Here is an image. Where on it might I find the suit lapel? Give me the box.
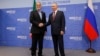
[41,12,43,20]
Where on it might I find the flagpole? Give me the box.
[30,0,36,51]
[84,0,98,53]
[86,40,96,53]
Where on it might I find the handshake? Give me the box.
[38,23,45,27]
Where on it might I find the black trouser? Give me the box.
[31,33,44,55]
[52,34,65,56]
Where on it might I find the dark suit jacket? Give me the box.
[46,11,65,35]
[30,10,47,34]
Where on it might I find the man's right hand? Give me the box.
[38,23,44,27]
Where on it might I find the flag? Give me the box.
[33,0,36,11]
[30,0,36,38]
[84,0,99,41]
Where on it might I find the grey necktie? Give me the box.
[38,11,42,19]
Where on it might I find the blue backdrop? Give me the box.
[0,0,100,50]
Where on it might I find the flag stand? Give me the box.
[86,40,96,53]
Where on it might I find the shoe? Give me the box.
[55,55,59,56]
[38,54,43,56]
[32,55,36,56]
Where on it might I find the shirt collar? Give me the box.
[54,9,58,14]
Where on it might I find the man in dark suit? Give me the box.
[29,2,46,56]
[46,3,65,56]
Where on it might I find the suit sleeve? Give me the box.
[29,11,39,26]
[43,13,47,31]
[61,11,65,32]
[46,14,51,26]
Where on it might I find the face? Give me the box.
[51,3,58,12]
[36,2,42,11]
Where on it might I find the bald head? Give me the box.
[36,2,42,11]
[51,3,58,12]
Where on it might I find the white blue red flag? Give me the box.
[84,0,99,41]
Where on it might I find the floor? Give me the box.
[0,46,100,56]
